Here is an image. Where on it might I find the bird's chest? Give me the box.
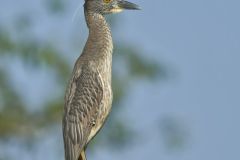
[88,87,112,143]
[96,58,113,117]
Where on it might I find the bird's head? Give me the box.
[84,0,140,14]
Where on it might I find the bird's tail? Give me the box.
[78,151,86,160]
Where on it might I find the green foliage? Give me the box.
[115,44,168,80]
[45,0,66,14]
[159,116,188,151]
[0,29,15,52]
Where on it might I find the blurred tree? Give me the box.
[0,0,167,159]
[159,116,189,152]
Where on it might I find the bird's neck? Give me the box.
[82,11,113,60]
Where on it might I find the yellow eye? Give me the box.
[103,0,112,3]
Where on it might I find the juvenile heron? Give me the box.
[63,0,139,160]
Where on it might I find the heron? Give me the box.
[62,0,139,160]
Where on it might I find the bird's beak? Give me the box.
[117,0,140,10]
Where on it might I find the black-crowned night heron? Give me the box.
[62,0,139,160]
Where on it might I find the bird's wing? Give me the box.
[63,63,103,160]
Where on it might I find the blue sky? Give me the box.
[1,0,240,160]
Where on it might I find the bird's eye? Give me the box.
[103,0,112,3]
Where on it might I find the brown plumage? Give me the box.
[62,1,139,160]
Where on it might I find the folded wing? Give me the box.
[63,64,103,160]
